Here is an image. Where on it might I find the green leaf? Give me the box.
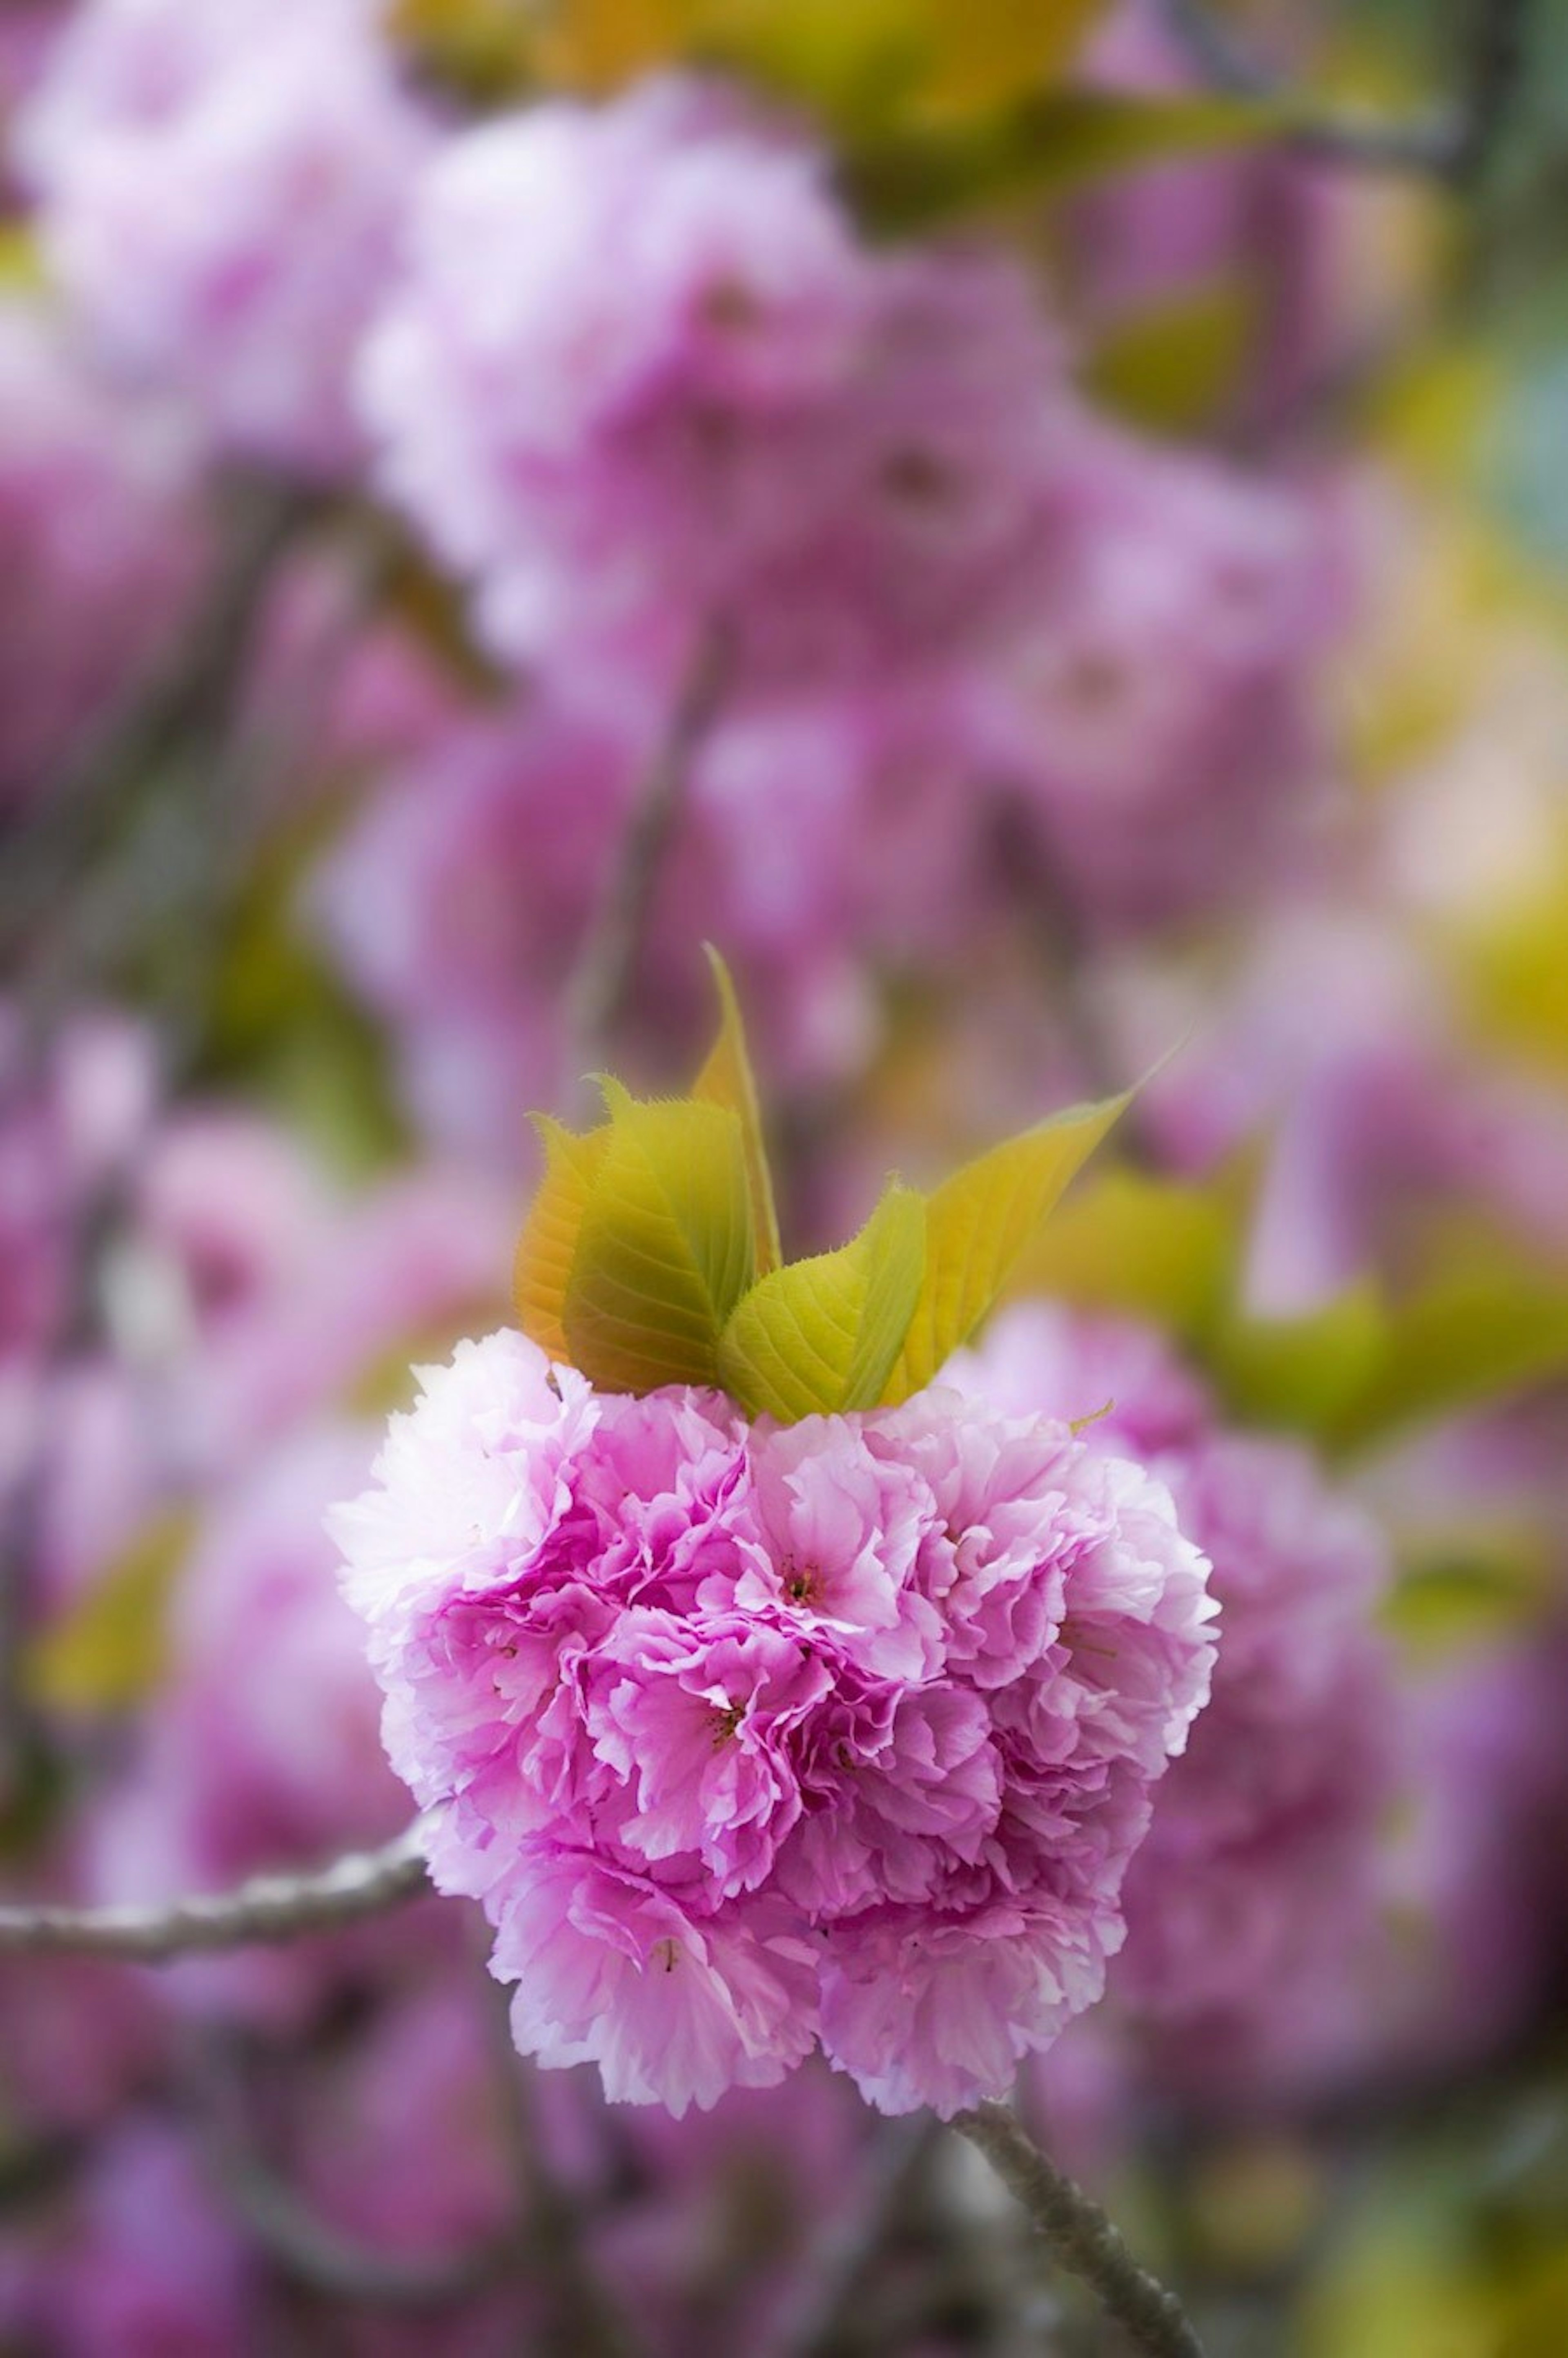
[845,89,1281,234]
[1383,1527,1553,1660]
[1086,279,1258,435]
[883,1093,1128,1402]
[0,225,42,290]
[514,1115,611,1364]
[692,945,782,1277]
[718,1183,927,1421]
[1327,1258,1568,1454]
[1007,1164,1237,1343]
[1210,1283,1387,1437]
[26,1510,195,1714]
[563,1088,756,1391]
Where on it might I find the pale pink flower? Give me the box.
[20,0,432,472]
[358,76,1072,708]
[337,1332,1216,2115]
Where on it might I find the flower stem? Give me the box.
[951,2100,1207,2358]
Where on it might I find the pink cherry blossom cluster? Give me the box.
[358,75,1076,717]
[334,1328,1216,2117]
[949,1302,1399,2088]
[17,0,432,473]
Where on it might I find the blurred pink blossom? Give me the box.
[20,0,433,473]
[950,1301,1399,2094]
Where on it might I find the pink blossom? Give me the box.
[1112,905,1568,1310]
[19,0,433,472]
[951,1303,1398,2086]
[337,1332,1216,2116]
[0,2118,253,2357]
[996,421,1344,931]
[358,76,1072,709]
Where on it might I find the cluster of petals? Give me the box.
[356,74,1077,711]
[18,0,432,472]
[335,1330,1216,2117]
[949,1303,1399,2079]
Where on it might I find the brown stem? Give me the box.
[0,1821,430,1959]
[952,2101,1207,2358]
[564,624,732,1075]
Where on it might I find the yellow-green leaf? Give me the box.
[514,1115,612,1365]
[915,0,1104,117]
[692,946,781,1277]
[884,1093,1129,1402]
[532,0,697,87]
[1210,1283,1386,1437]
[564,1091,755,1391]
[27,1509,195,1714]
[1086,279,1258,436]
[845,90,1281,235]
[1328,1259,1568,1454]
[1383,1526,1553,1660]
[718,1183,927,1421]
[0,225,42,290]
[1007,1163,1237,1343]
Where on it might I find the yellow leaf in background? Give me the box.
[564,1087,755,1390]
[883,1091,1129,1403]
[27,1510,195,1714]
[1383,1523,1553,1659]
[845,90,1281,235]
[531,0,699,88]
[514,1115,612,1365]
[906,0,1105,119]
[1086,279,1258,436]
[0,224,41,290]
[702,0,923,125]
[1444,832,1568,1082]
[391,0,538,96]
[1008,1163,1236,1343]
[718,1182,926,1421]
[1326,1256,1568,1455]
[692,945,782,1276]
[1210,1282,1386,1437]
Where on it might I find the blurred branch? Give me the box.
[951,2102,1207,2358]
[180,2018,517,2310]
[0,1820,430,1959]
[565,623,732,1074]
[479,1976,641,2358]
[1163,0,1529,184]
[771,2114,942,2358]
[218,2147,513,2309]
[0,475,309,985]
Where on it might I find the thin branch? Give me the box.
[218,2147,512,2309]
[0,474,308,978]
[0,1820,431,1960]
[951,2101,1207,2358]
[565,623,732,1072]
[1162,0,1529,185]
